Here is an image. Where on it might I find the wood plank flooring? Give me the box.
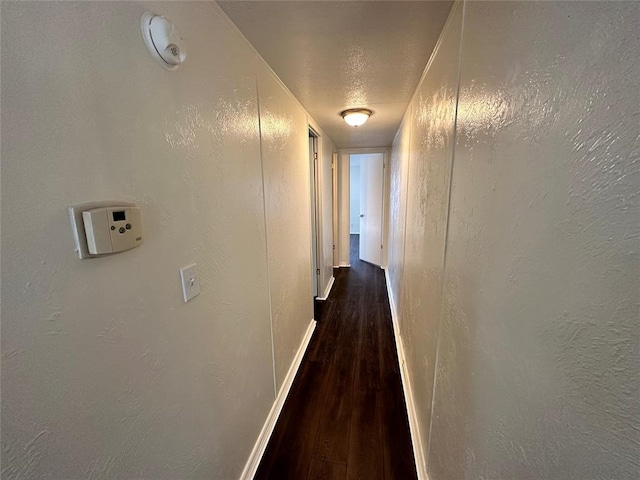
[255,235,417,480]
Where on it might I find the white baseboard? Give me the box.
[336,263,351,268]
[316,276,335,301]
[384,271,429,480]
[239,319,316,480]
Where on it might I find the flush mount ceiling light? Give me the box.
[340,108,373,127]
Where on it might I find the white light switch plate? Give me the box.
[180,263,201,302]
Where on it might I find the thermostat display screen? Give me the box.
[112,211,126,222]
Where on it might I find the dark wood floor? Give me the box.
[255,235,417,480]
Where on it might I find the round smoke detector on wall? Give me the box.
[141,11,187,71]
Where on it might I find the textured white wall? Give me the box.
[1,1,327,478]
[256,60,314,392]
[381,148,392,269]
[387,113,411,317]
[389,1,640,479]
[398,4,463,468]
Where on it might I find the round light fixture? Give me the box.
[340,108,373,127]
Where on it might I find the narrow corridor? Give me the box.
[255,235,416,480]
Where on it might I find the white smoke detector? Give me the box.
[140,11,187,71]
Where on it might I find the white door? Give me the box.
[359,153,384,265]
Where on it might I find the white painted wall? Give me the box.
[388,1,640,479]
[337,151,352,267]
[349,162,361,234]
[0,2,333,478]
[381,149,392,269]
[387,114,412,315]
[398,2,463,471]
[256,60,314,391]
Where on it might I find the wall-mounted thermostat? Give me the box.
[69,201,144,259]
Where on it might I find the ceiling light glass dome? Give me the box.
[340,108,372,127]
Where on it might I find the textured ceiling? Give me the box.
[217,1,453,148]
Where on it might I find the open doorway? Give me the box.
[349,153,385,266]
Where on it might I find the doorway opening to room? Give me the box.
[349,152,385,266]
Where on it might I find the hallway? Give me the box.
[2,2,639,478]
[255,235,416,480]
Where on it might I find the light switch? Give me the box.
[180,263,201,302]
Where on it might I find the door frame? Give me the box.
[336,147,391,269]
[309,128,321,298]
